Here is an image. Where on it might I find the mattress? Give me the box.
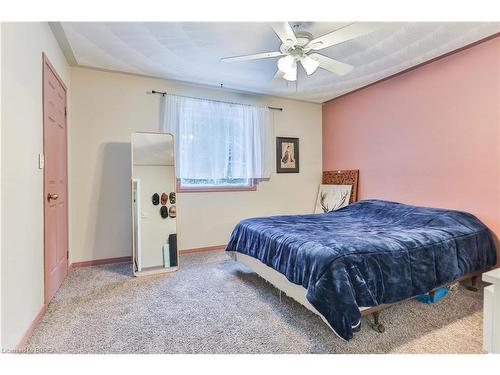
[226,199,497,340]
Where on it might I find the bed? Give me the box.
[226,171,497,341]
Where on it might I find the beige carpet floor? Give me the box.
[26,251,486,354]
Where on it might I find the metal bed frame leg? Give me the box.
[465,275,480,292]
[352,322,361,333]
[371,311,385,333]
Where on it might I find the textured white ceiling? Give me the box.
[60,22,499,103]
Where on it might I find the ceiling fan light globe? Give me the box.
[277,55,295,73]
[301,55,320,75]
[283,71,296,81]
[283,61,297,81]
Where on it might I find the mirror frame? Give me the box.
[130,131,179,277]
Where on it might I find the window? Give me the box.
[163,94,273,192]
[178,142,255,191]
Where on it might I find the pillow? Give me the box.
[314,184,352,214]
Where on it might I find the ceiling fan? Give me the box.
[221,22,378,82]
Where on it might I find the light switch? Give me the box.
[38,154,44,169]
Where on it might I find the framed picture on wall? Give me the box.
[276,137,299,173]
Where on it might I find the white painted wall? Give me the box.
[134,165,176,268]
[1,22,70,350]
[69,67,322,262]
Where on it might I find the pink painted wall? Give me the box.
[323,36,500,244]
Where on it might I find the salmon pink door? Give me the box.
[43,54,68,303]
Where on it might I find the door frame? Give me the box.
[42,53,69,304]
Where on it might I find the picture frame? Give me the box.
[276,137,299,173]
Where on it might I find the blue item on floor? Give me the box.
[416,287,448,304]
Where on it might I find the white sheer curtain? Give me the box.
[162,94,273,180]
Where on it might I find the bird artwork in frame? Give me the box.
[276,137,299,173]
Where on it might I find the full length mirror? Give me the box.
[131,132,178,276]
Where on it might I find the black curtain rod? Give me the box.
[150,90,283,112]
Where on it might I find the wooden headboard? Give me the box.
[322,170,359,204]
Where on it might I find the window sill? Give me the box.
[176,179,257,193]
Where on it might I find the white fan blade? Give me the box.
[310,53,353,75]
[271,22,298,45]
[221,51,284,63]
[308,22,379,51]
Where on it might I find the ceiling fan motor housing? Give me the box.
[279,32,313,60]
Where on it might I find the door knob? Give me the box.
[47,193,59,201]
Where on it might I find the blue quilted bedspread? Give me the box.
[225,200,497,340]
